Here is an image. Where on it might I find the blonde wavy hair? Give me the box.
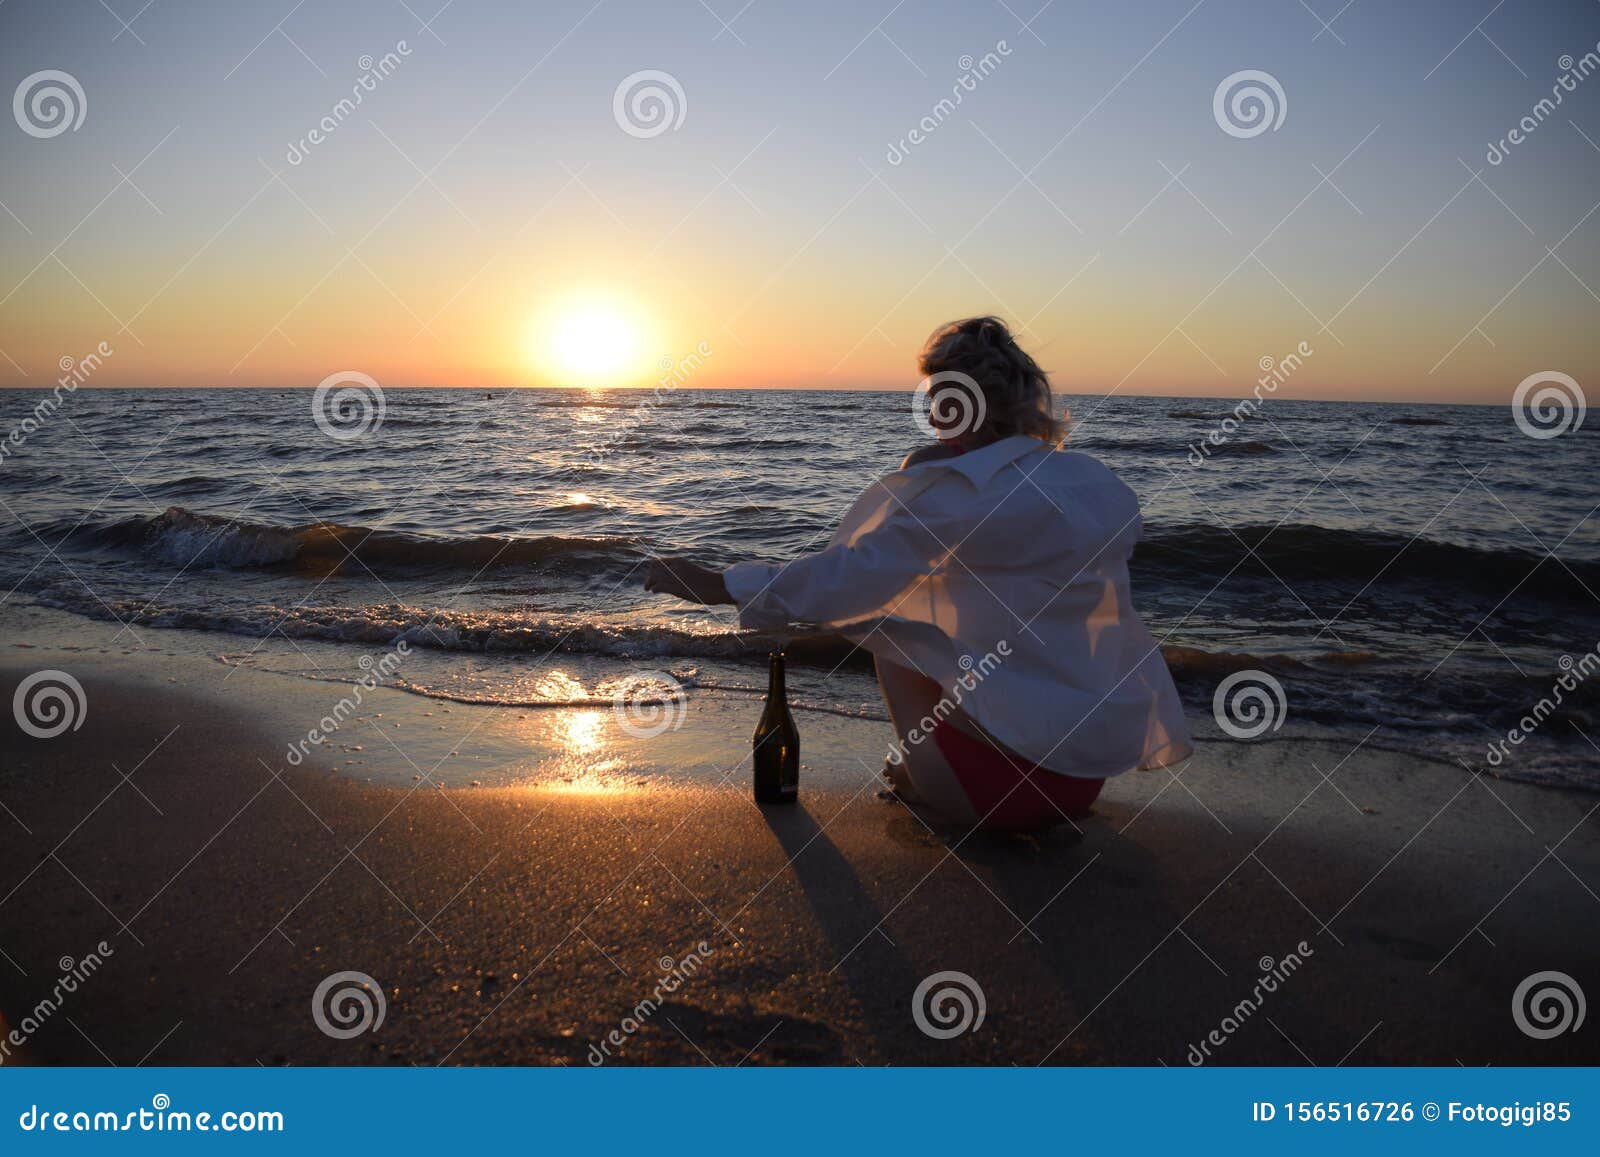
[918,316,1066,445]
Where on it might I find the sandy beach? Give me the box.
[2,615,1596,1067]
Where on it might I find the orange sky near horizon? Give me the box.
[3,2,1597,405]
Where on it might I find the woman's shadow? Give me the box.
[760,788,1202,1063]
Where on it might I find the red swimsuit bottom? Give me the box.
[927,714,1105,831]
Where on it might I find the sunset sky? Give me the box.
[1,0,1597,401]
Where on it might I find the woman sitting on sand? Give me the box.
[645,316,1191,831]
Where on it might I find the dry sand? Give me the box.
[1,641,1596,1067]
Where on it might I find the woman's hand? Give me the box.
[644,557,733,605]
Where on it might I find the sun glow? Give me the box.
[529,293,654,387]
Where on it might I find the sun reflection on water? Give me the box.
[560,708,607,756]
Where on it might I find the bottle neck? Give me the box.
[767,653,785,699]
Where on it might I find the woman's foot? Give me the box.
[879,756,920,802]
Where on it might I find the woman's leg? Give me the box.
[875,657,1105,831]
[874,658,978,823]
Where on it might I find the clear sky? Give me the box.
[1,0,1597,401]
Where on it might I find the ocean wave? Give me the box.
[1134,522,1600,598]
[1079,435,1277,458]
[33,505,1600,605]
[1160,644,1380,677]
[24,576,1387,680]
[1195,439,1276,457]
[61,507,640,575]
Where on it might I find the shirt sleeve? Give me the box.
[722,502,944,631]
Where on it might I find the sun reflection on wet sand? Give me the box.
[559,708,607,756]
[535,707,633,794]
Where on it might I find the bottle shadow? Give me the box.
[757,799,934,1061]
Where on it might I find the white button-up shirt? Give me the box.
[723,434,1192,779]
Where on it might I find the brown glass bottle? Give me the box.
[752,651,799,804]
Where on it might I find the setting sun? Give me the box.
[529,293,655,387]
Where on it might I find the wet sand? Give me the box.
[0,644,1596,1066]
